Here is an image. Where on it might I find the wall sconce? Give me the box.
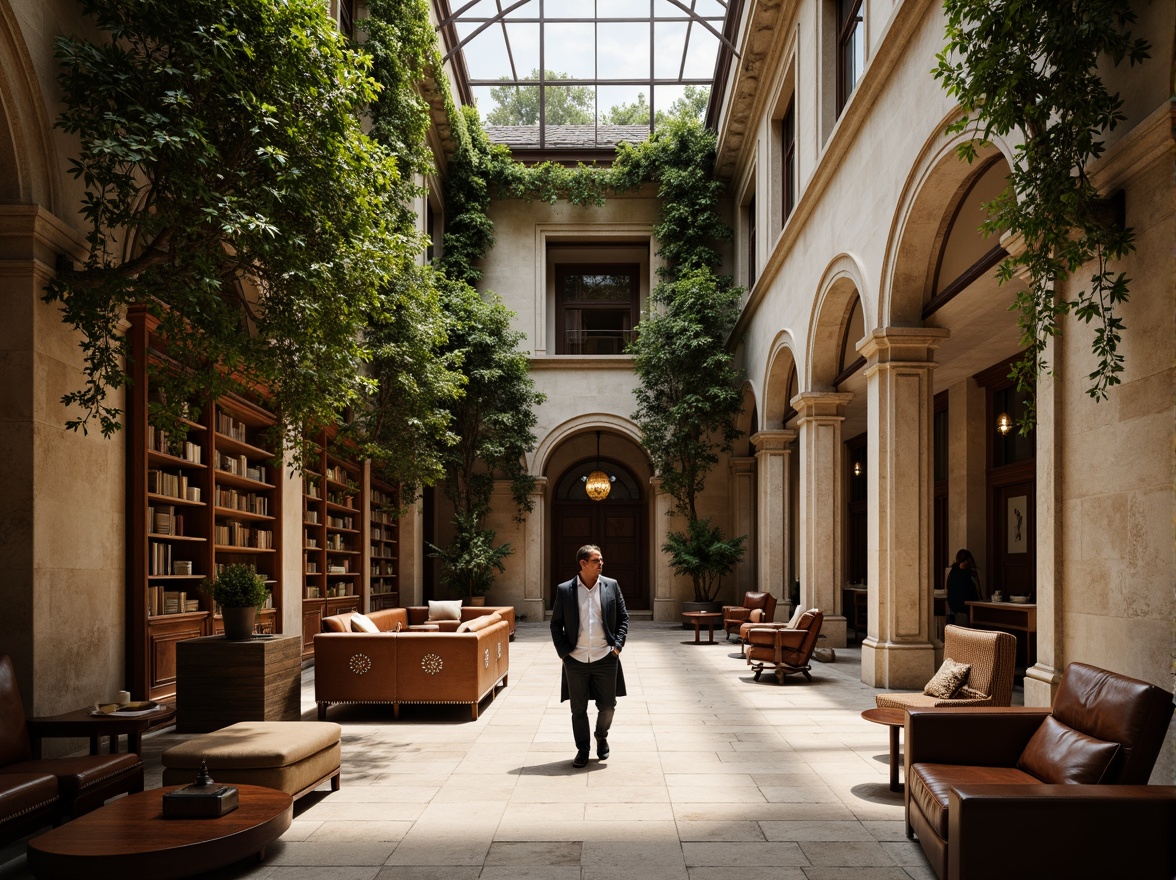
[853,461,863,477]
[584,431,611,502]
[996,412,1013,436]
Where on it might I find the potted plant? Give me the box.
[663,517,747,613]
[204,564,268,640]
[427,512,510,605]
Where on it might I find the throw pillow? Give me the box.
[784,606,805,628]
[923,658,971,699]
[427,599,463,622]
[957,685,989,701]
[1017,716,1120,784]
[456,611,503,633]
[350,613,381,634]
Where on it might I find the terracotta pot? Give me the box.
[466,596,486,607]
[221,606,257,640]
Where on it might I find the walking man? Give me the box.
[550,544,629,768]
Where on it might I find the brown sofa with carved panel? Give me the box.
[314,610,509,720]
[905,662,1176,880]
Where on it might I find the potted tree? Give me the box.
[205,564,268,640]
[663,518,748,611]
[427,512,511,606]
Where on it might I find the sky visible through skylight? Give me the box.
[442,0,728,147]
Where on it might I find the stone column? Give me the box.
[521,477,548,624]
[859,327,948,688]
[794,393,852,647]
[650,477,683,621]
[751,430,796,619]
[727,456,756,603]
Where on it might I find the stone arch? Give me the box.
[532,413,647,478]
[881,109,1017,326]
[762,332,800,428]
[806,253,872,390]
[0,3,60,207]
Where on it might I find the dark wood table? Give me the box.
[26,784,293,879]
[682,611,723,643]
[29,703,176,758]
[861,707,905,792]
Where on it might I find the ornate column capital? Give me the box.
[791,392,853,423]
[857,327,950,367]
[750,429,797,453]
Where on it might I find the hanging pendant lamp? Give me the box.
[585,431,611,502]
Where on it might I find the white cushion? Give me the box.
[427,600,463,622]
[350,613,381,634]
[456,611,502,633]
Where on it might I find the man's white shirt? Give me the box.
[570,577,613,663]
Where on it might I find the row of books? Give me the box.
[326,489,353,508]
[215,487,268,515]
[148,586,201,616]
[149,504,188,537]
[148,427,202,464]
[215,452,268,483]
[372,510,396,525]
[370,488,394,507]
[371,561,395,576]
[148,469,201,502]
[327,515,354,530]
[214,522,274,549]
[306,562,319,573]
[148,541,196,576]
[304,480,320,499]
[325,464,350,484]
[305,510,320,524]
[216,412,249,443]
[325,534,352,551]
[326,562,351,573]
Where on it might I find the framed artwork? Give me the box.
[1007,495,1027,554]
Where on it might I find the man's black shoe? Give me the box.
[596,738,610,760]
[572,750,589,768]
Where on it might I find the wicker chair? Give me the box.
[875,625,1017,709]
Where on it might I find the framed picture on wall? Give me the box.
[1007,495,1028,554]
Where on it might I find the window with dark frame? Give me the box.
[556,264,639,355]
[836,0,864,114]
[747,195,757,287]
[338,0,355,40]
[782,101,796,220]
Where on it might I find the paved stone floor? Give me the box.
[2,621,954,879]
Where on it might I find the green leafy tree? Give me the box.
[601,92,651,125]
[49,0,406,444]
[657,85,710,125]
[618,116,747,602]
[934,0,1150,421]
[486,70,594,126]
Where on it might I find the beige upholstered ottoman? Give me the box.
[162,721,341,800]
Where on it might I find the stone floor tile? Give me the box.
[683,841,809,867]
[689,869,807,880]
[675,820,766,841]
[478,869,582,880]
[374,868,481,880]
[264,841,397,867]
[798,840,897,867]
[383,838,491,866]
[800,870,914,880]
[860,821,909,841]
[759,820,874,841]
[484,840,583,865]
[305,821,415,842]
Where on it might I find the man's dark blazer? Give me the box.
[550,574,629,702]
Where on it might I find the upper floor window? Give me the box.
[556,264,639,355]
[782,101,796,219]
[836,0,864,113]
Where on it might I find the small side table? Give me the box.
[861,707,905,792]
[407,624,440,632]
[29,703,176,758]
[682,611,723,644]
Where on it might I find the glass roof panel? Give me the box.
[598,23,651,80]
[442,0,731,150]
[545,23,596,79]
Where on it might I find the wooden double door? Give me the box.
[551,501,646,610]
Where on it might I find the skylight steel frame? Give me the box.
[437,0,734,150]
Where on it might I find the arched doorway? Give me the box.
[550,459,647,610]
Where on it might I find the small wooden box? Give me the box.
[162,784,240,818]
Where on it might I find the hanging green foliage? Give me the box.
[934,0,1150,422]
[49,0,408,444]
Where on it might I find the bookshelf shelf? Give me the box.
[127,307,283,703]
[368,476,399,612]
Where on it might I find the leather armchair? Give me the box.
[905,662,1176,880]
[0,654,143,821]
[722,591,777,640]
[745,609,824,684]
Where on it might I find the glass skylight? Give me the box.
[437,0,731,150]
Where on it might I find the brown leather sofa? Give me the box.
[314,610,510,720]
[905,662,1176,880]
[319,605,516,639]
[0,654,143,833]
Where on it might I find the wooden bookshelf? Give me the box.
[368,475,399,611]
[301,435,326,659]
[126,307,282,702]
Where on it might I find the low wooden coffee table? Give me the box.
[861,707,906,792]
[682,611,724,643]
[26,784,292,879]
[29,703,176,758]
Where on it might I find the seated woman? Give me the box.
[945,548,981,625]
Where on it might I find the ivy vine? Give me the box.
[934,0,1151,421]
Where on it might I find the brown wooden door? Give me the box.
[552,502,645,610]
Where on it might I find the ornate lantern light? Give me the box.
[584,431,611,502]
[996,412,1013,436]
